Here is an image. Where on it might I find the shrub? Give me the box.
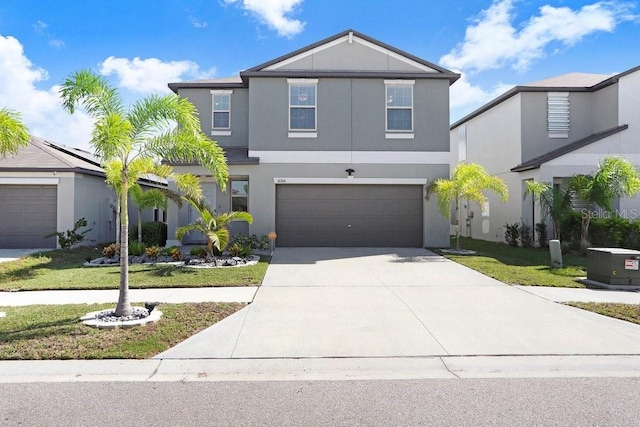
[47,217,92,249]
[129,241,146,256]
[190,246,207,258]
[102,243,118,258]
[129,221,167,247]
[535,222,548,248]
[230,233,270,250]
[520,223,533,248]
[145,245,160,260]
[170,247,182,261]
[504,222,521,247]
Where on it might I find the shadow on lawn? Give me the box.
[0,316,79,344]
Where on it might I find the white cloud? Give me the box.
[449,72,514,122]
[224,0,305,37]
[0,35,93,150]
[189,16,209,28]
[99,56,217,94]
[32,20,66,49]
[441,0,637,73]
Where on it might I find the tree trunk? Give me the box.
[115,198,121,244]
[137,207,142,243]
[580,215,591,251]
[115,174,132,317]
[455,199,461,252]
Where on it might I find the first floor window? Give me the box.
[289,80,317,131]
[231,179,248,212]
[386,82,413,132]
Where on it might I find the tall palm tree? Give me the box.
[176,197,253,260]
[60,70,228,317]
[569,156,640,250]
[0,107,30,159]
[524,181,573,241]
[427,162,508,252]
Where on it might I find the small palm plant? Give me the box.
[176,197,253,261]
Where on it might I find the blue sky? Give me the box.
[0,0,638,150]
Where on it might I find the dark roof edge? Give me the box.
[240,70,460,82]
[510,124,629,172]
[452,65,640,129]
[168,81,247,93]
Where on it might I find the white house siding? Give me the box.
[450,94,523,242]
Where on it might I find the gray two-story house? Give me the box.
[167,30,459,248]
[450,65,640,243]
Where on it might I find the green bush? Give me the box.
[47,217,92,249]
[230,233,270,250]
[520,223,533,248]
[129,222,167,247]
[535,222,548,247]
[128,241,146,256]
[504,223,520,247]
[190,246,207,258]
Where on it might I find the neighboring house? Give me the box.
[0,136,162,248]
[167,29,459,248]
[450,65,640,243]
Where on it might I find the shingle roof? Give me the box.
[164,146,259,166]
[511,125,629,172]
[523,72,612,88]
[0,136,104,174]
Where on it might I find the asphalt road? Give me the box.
[2,378,639,426]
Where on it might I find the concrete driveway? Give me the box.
[0,248,50,263]
[156,247,640,359]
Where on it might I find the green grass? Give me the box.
[0,302,245,359]
[435,237,587,288]
[0,246,269,291]
[568,302,640,325]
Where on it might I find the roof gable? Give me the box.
[242,30,459,83]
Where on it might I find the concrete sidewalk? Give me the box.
[0,287,258,306]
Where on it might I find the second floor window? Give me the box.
[289,80,317,131]
[386,83,413,132]
[211,90,232,130]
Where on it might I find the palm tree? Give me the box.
[0,107,30,159]
[524,181,573,241]
[569,156,640,250]
[427,162,508,252]
[60,70,228,317]
[176,197,253,260]
[130,184,182,243]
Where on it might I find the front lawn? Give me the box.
[435,237,587,288]
[0,246,269,291]
[0,302,244,359]
[568,302,640,325]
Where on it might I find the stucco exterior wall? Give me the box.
[169,162,450,248]
[178,87,249,147]
[451,94,523,242]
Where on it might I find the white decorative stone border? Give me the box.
[80,308,163,329]
[181,255,260,269]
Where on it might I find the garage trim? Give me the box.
[0,178,59,185]
[274,177,427,185]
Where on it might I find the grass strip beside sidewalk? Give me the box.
[0,302,244,360]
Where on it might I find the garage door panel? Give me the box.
[276,184,423,247]
[0,185,57,248]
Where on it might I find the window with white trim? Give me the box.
[458,124,467,162]
[547,92,569,138]
[386,81,414,132]
[211,90,232,134]
[231,179,248,212]
[288,79,317,132]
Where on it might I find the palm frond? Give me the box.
[0,108,30,159]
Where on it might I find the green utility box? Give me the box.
[587,248,640,290]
